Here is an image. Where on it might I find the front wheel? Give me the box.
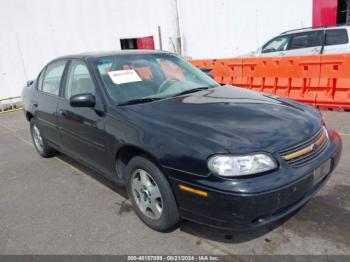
[126,156,180,232]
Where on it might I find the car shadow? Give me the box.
[180,184,350,245]
[287,184,350,247]
[179,211,296,244]
[56,153,128,199]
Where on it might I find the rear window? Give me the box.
[325,29,349,45]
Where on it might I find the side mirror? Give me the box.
[255,47,262,55]
[70,93,96,108]
[26,80,34,87]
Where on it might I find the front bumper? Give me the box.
[166,130,342,230]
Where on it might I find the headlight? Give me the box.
[208,154,277,177]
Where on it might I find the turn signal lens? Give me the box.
[179,185,208,197]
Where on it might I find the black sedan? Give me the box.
[22,50,342,231]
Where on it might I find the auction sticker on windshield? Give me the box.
[108,69,142,84]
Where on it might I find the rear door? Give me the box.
[35,60,68,146]
[285,30,323,56]
[323,28,350,54]
[57,59,109,174]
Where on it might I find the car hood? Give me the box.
[124,85,322,154]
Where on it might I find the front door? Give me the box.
[57,59,109,174]
[260,35,290,57]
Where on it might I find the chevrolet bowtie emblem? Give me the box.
[311,143,319,151]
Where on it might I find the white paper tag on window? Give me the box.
[107,69,142,84]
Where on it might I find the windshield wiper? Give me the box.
[118,97,163,106]
[172,86,215,97]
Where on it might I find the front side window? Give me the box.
[65,60,95,99]
[41,60,66,96]
[288,31,323,50]
[262,36,290,53]
[95,53,218,104]
[325,29,349,45]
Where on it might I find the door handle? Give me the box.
[279,52,285,56]
[33,102,38,107]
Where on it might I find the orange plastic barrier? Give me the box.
[317,54,350,110]
[285,55,320,106]
[212,58,242,85]
[190,59,216,70]
[191,54,350,110]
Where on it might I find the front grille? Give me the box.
[279,128,329,167]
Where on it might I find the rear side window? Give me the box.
[288,31,323,50]
[325,29,349,45]
[41,60,66,96]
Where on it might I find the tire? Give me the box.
[126,156,180,232]
[30,119,57,158]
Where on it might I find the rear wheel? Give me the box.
[30,119,57,158]
[126,156,179,232]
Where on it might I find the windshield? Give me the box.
[95,53,219,104]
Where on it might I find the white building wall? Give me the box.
[179,0,313,59]
[0,0,179,99]
[0,0,313,98]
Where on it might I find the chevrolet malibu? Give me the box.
[22,50,342,231]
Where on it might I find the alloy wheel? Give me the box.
[32,124,44,152]
[131,169,163,219]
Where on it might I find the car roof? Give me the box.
[280,24,350,35]
[53,49,172,61]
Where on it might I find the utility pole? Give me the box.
[158,26,163,50]
[174,0,183,55]
[347,0,350,24]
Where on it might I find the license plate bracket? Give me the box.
[313,159,331,186]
